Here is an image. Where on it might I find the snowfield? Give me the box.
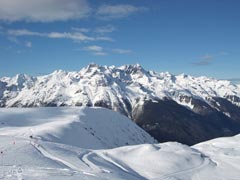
[0,107,155,149]
[0,107,240,180]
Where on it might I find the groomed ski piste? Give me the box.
[0,107,240,180]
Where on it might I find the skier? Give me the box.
[29,135,40,147]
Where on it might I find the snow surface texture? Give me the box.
[1,64,240,111]
[0,107,155,149]
[0,107,240,180]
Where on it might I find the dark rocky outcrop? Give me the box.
[131,98,240,145]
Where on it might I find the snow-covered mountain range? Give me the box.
[1,64,240,145]
[0,107,240,180]
[1,63,239,108]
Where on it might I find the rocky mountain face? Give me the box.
[1,63,240,145]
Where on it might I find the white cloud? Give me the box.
[96,4,147,19]
[95,36,113,42]
[83,45,107,56]
[71,27,90,33]
[7,29,112,42]
[82,45,132,56]
[0,1,148,22]
[112,48,132,54]
[48,32,94,41]
[84,45,103,52]
[72,25,116,35]
[8,29,43,36]
[94,52,107,56]
[71,25,115,41]
[0,0,91,22]
[95,25,116,34]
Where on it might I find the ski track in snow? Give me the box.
[0,135,239,180]
[31,141,97,177]
[31,142,78,172]
[31,140,146,180]
[96,153,148,180]
[154,156,211,180]
[0,108,240,179]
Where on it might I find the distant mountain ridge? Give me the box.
[1,63,240,145]
[227,78,240,85]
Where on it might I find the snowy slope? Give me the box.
[0,136,205,180]
[0,107,240,179]
[0,136,213,180]
[0,107,155,149]
[0,64,239,110]
[193,134,240,179]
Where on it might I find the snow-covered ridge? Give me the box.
[0,107,155,149]
[0,63,240,110]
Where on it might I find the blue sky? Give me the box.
[0,0,239,79]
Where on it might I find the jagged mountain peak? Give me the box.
[51,69,68,76]
[0,63,239,109]
[119,63,146,74]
